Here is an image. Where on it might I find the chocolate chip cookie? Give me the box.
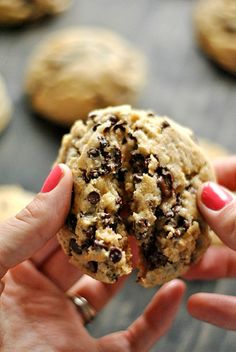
[194,0,236,74]
[0,75,12,134]
[25,28,146,126]
[0,0,71,26]
[57,105,215,287]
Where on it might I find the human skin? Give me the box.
[0,164,185,352]
[186,156,236,331]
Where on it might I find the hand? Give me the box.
[185,156,236,330]
[0,164,185,352]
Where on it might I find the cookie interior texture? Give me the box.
[25,27,146,126]
[57,105,215,287]
[194,0,236,73]
[0,0,71,25]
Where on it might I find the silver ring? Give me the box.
[69,295,96,325]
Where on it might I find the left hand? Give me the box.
[185,156,236,330]
[0,164,185,351]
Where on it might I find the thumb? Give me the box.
[0,164,73,279]
[197,182,236,250]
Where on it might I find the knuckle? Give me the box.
[15,195,44,227]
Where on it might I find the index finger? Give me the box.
[0,165,72,279]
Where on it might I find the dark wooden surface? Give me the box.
[0,1,236,351]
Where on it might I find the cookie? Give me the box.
[194,0,236,74]
[0,0,71,26]
[0,75,12,134]
[25,28,147,126]
[57,105,215,287]
[0,185,34,221]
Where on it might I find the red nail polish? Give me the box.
[201,182,233,211]
[41,165,64,193]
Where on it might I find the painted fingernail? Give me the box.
[41,164,64,193]
[201,182,233,211]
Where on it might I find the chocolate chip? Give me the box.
[165,210,174,218]
[177,216,190,230]
[88,113,97,120]
[135,218,150,238]
[88,170,100,179]
[155,207,164,217]
[101,163,111,175]
[87,191,100,204]
[116,168,127,182]
[158,175,172,198]
[103,126,111,133]
[113,123,126,133]
[109,115,119,124]
[141,239,168,270]
[156,168,173,198]
[109,248,122,263]
[87,261,98,273]
[130,153,149,174]
[84,225,96,238]
[81,169,90,183]
[109,221,118,231]
[147,112,155,117]
[93,123,101,131]
[87,191,100,205]
[115,197,123,207]
[87,148,100,158]
[127,133,137,141]
[99,137,108,149]
[69,238,82,255]
[161,121,170,130]
[133,174,143,183]
[122,136,127,144]
[66,213,77,232]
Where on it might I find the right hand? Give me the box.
[185,156,236,330]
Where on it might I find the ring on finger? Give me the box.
[68,294,96,325]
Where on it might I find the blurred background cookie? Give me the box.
[199,138,230,161]
[0,74,12,134]
[0,0,72,26]
[0,185,34,221]
[194,0,236,74]
[25,27,147,126]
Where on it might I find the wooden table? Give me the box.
[0,1,235,351]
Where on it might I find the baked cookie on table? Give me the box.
[0,75,12,134]
[194,0,236,74]
[0,185,34,221]
[25,28,147,126]
[0,0,71,26]
[57,105,215,287]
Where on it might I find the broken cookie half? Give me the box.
[57,105,215,287]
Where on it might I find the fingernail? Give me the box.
[41,164,64,193]
[201,182,233,211]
